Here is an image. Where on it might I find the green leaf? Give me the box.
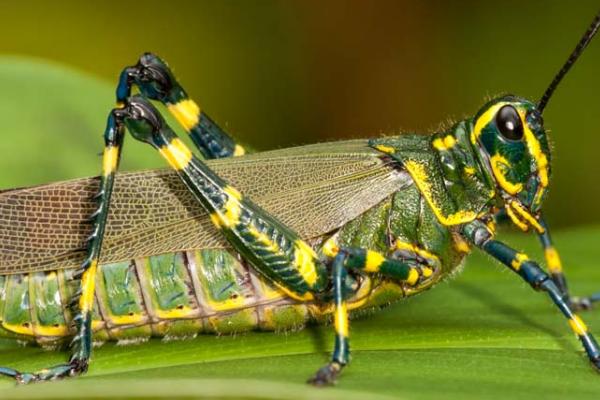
[0,56,169,188]
[1,227,600,399]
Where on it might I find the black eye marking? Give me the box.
[496,105,524,141]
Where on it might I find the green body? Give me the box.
[0,127,492,344]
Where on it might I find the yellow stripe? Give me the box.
[464,166,476,176]
[569,315,588,336]
[374,144,396,154]
[489,154,523,195]
[453,236,471,253]
[364,250,385,272]
[248,225,280,253]
[505,204,529,232]
[102,146,119,177]
[109,313,145,325]
[334,302,349,337]
[1,322,34,336]
[544,247,562,273]
[168,99,201,131]
[79,260,98,313]
[404,161,478,225]
[155,306,197,320]
[211,186,244,229]
[294,240,319,287]
[510,253,528,271]
[518,109,549,188]
[509,201,545,234]
[224,185,242,200]
[158,138,193,170]
[233,144,246,157]
[432,135,457,151]
[395,240,441,268]
[405,268,419,286]
[472,102,507,144]
[322,237,340,258]
[209,212,222,229]
[34,324,69,337]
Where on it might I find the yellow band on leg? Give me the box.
[79,260,98,313]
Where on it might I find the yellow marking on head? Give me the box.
[490,154,523,195]
[518,109,549,188]
[79,260,98,313]
[365,250,385,272]
[322,237,340,258]
[374,144,396,154]
[102,146,120,177]
[544,247,563,273]
[472,102,507,144]
[156,306,197,320]
[533,187,546,208]
[158,138,193,170]
[334,302,349,337]
[432,135,457,151]
[404,161,478,225]
[33,324,69,337]
[464,166,476,176]
[109,313,145,325]
[167,99,201,131]
[294,240,319,287]
[233,144,246,157]
[569,315,588,336]
[116,101,125,108]
[511,253,529,271]
[422,267,433,278]
[405,268,419,286]
[509,201,545,234]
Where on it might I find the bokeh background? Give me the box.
[0,0,598,228]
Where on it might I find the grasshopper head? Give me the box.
[471,96,550,231]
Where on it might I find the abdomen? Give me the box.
[0,249,313,345]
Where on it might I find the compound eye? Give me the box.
[495,105,524,141]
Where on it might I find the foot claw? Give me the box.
[1,360,87,384]
[15,373,36,385]
[307,362,343,386]
[571,297,593,311]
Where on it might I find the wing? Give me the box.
[0,139,409,274]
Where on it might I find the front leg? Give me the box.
[463,221,600,370]
[537,215,600,310]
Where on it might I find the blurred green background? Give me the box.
[0,0,599,228]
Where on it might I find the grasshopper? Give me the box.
[0,11,599,386]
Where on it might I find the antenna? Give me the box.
[538,11,600,113]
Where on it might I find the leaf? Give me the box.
[0,56,173,189]
[1,227,600,399]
